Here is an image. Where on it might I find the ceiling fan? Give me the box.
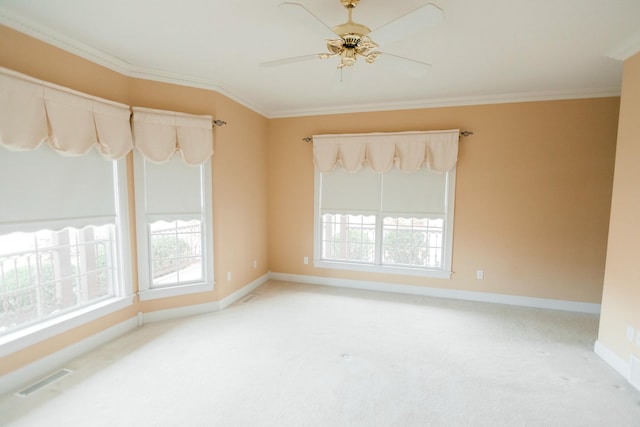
[261,0,444,71]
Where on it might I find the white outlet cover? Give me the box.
[627,325,635,342]
[636,331,640,347]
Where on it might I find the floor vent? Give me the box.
[241,293,259,303]
[630,355,640,391]
[16,369,72,397]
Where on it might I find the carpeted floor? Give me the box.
[1,280,639,426]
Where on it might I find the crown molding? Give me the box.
[266,87,622,118]
[0,8,132,76]
[607,31,640,61]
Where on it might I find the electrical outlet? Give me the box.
[476,269,484,280]
[304,256,309,265]
[627,325,635,343]
[226,271,232,281]
[253,260,257,269]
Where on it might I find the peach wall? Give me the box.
[598,52,640,361]
[267,98,619,303]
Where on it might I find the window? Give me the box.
[132,107,214,300]
[315,167,455,278]
[134,154,213,299]
[0,226,117,333]
[312,130,459,278]
[0,145,132,339]
[149,219,202,286]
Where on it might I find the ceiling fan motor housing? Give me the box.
[340,0,360,8]
[342,34,362,48]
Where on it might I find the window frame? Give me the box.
[313,167,456,279]
[0,156,134,356]
[133,151,214,301]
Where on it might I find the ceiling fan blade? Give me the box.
[377,52,432,78]
[278,2,337,39]
[369,3,444,46]
[259,54,320,68]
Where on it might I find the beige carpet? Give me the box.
[1,280,639,426]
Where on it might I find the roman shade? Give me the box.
[131,107,213,165]
[140,155,204,220]
[380,167,447,215]
[321,167,381,212]
[320,167,448,216]
[313,130,459,174]
[0,144,118,233]
[0,67,132,159]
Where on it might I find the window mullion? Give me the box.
[375,213,383,266]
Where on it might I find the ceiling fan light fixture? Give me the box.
[339,48,357,68]
[326,38,344,55]
[358,36,378,51]
[364,52,381,64]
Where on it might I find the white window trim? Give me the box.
[133,152,214,301]
[0,157,134,356]
[313,167,456,279]
[0,295,135,357]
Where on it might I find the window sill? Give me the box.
[138,281,214,301]
[314,260,452,279]
[0,295,135,358]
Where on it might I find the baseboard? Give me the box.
[142,273,270,324]
[594,340,630,379]
[0,317,138,396]
[269,272,601,314]
[594,340,640,392]
[217,273,270,310]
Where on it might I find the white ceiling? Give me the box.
[1,0,639,118]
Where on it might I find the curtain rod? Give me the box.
[301,130,473,143]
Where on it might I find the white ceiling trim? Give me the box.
[268,88,622,119]
[0,9,132,79]
[0,7,624,120]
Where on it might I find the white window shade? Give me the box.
[0,67,132,159]
[142,155,203,219]
[132,107,213,165]
[321,167,381,212]
[313,130,459,174]
[0,144,117,233]
[381,168,447,216]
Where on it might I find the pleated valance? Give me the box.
[132,107,213,165]
[313,130,459,174]
[0,67,133,159]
